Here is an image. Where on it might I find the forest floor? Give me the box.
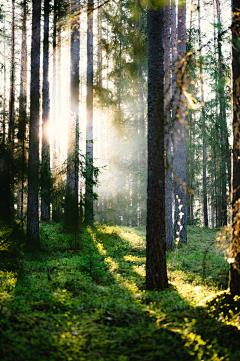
[0,222,240,360]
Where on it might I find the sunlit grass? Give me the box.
[0,222,239,360]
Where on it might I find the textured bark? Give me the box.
[3,13,6,145]
[27,0,41,246]
[173,0,187,243]
[198,0,208,227]
[19,0,28,229]
[85,0,94,223]
[164,2,173,250]
[41,0,50,222]
[146,6,168,291]
[216,0,229,226]
[229,0,240,296]
[9,0,15,143]
[52,0,57,170]
[66,0,80,229]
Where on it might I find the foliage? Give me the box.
[0,223,239,360]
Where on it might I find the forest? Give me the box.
[0,0,240,359]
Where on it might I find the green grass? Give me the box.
[0,222,239,360]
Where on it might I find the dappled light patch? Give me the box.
[0,223,239,360]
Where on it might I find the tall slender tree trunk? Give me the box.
[229,0,240,297]
[198,0,208,227]
[173,0,187,244]
[146,4,168,291]
[9,0,15,143]
[3,13,6,145]
[216,0,229,226]
[27,0,42,246]
[19,0,28,229]
[85,0,94,223]
[41,0,50,222]
[164,1,173,250]
[52,0,58,171]
[66,0,80,229]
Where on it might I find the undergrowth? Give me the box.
[0,222,239,360]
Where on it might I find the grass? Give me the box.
[0,222,239,360]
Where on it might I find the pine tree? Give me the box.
[41,0,51,222]
[229,0,240,296]
[85,0,94,223]
[146,3,168,291]
[27,0,42,245]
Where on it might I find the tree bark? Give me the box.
[198,0,208,227]
[164,1,173,250]
[19,0,28,229]
[9,0,15,143]
[41,0,51,222]
[85,0,94,223]
[173,0,187,244]
[230,0,240,297]
[146,5,168,291]
[66,0,80,229]
[27,0,42,246]
[216,0,229,226]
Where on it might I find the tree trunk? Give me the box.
[85,0,94,223]
[3,13,6,145]
[229,0,240,297]
[41,0,50,222]
[173,0,187,244]
[27,0,42,246]
[164,1,173,250]
[9,0,15,143]
[216,0,229,226]
[198,0,208,227]
[52,0,57,170]
[66,0,80,229]
[19,0,28,229]
[146,4,168,291]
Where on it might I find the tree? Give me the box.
[27,0,42,245]
[85,0,94,223]
[229,0,240,296]
[173,0,187,244]
[18,0,28,229]
[164,1,173,250]
[146,3,168,291]
[198,0,208,227]
[66,0,80,229]
[41,0,51,222]
[9,0,15,143]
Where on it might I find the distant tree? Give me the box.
[229,0,240,296]
[27,0,42,245]
[66,0,80,229]
[9,0,15,143]
[41,0,51,222]
[146,3,168,291]
[18,0,28,228]
[198,0,208,227]
[85,0,94,223]
[173,0,187,244]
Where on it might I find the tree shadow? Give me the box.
[0,223,239,360]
